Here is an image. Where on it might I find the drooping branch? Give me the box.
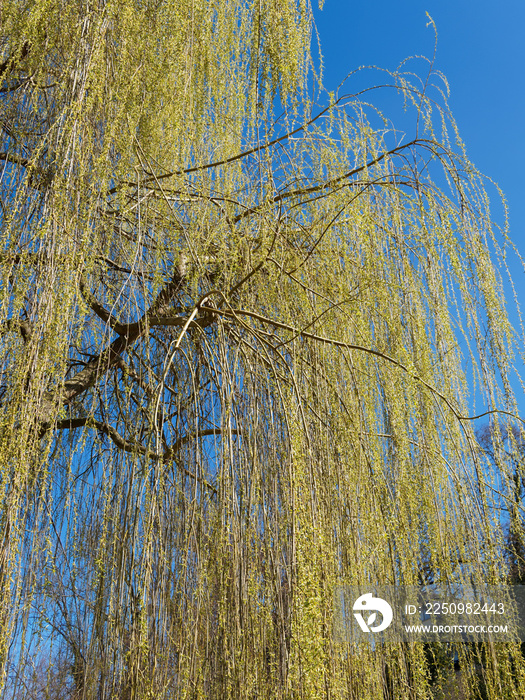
[201,304,524,427]
[49,417,242,492]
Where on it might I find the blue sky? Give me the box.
[313,2,525,236]
[313,0,525,415]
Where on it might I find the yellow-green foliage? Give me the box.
[0,1,524,698]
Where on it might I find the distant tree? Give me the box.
[1,1,524,698]
[477,422,525,583]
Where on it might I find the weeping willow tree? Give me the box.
[1,0,524,698]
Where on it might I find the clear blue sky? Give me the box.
[313,2,525,237]
[313,1,525,414]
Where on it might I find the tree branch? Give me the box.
[200,304,524,427]
[78,276,128,335]
[0,152,29,168]
[49,418,239,493]
[0,317,32,342]
[0,42,31,82]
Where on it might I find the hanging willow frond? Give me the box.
[1,1,524,698]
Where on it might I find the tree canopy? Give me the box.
[1,1,524,697]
